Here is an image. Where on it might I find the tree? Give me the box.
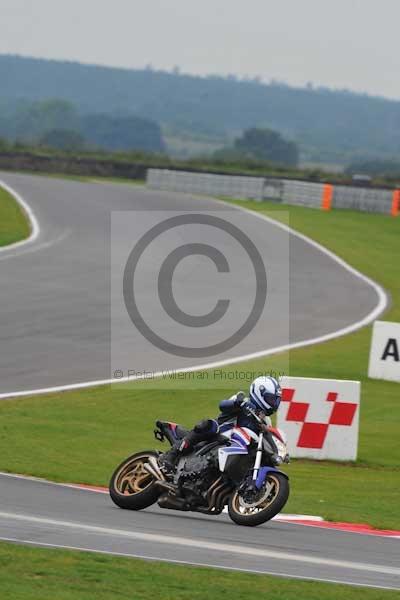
[39,129,85,151]
[346,159,400,177]
[80,114,165,153]
[233,128,299,166]
[14,99,80,142]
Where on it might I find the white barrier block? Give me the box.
[368,320,400,382]
[277,376,360,461]
[146,169,265,200]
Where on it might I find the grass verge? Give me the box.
[5,170,146,185]
[0,184,30,246]
[0,542,397,600]
[0,200,399,528]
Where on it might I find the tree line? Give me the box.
[0,98,299,166]
[1,54,400,164]
[0,98,166,153]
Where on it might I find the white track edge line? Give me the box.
[1,537,397,591]
[4,472,399,538]
[0,186,388,399]
[0,179,40,252]
[0,510,399,577]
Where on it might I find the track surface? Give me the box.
[0,172,381,396]
[0,474,398,590]
[0,173,395,589]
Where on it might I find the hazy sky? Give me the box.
[1,0,399,99]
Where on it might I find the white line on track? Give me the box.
[0,182,388,399]
[0,183,395,589]
[1,537,398,591]
[0,179,40,253]
[0,510,398,578]
[0,230,70,262]
[0,472,323,523]
[3,472,399,538]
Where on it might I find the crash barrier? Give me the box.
[147,169,400,216]
[147,168,265,200]
[278,376,360,461]
[333,185,394,215]
[392,190,400,216]
[368,320,400,383]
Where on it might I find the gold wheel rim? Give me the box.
[233,474,280,515]
[115,456,153,496]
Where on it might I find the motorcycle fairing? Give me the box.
[218,426,257,472]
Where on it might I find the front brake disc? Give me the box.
[238,480,273,509]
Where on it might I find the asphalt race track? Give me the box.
[0,173,395,590]
[0,474,398,590]
[0,172,384,396]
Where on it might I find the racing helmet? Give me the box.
[249,376,282,416]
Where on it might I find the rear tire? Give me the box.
[228,473,289,527]
[109,450,161,510]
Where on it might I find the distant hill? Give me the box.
[1,54,400,164]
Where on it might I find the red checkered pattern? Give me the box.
[282,388,358,449]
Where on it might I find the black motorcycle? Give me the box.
[109,409,290,527]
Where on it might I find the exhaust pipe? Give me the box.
[147,456,166,481]
[158,493,189,511]
[143,457,176,492]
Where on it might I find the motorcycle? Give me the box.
[109,407,290,527]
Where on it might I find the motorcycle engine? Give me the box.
[175,452,219,502]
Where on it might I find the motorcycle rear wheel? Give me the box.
[228,473,289,527]
[109,450,161,510]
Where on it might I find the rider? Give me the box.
[160,375,282,472]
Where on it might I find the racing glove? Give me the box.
[235,395,253,416]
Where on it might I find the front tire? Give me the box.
[228,473,289,527]
[109,450,161,510]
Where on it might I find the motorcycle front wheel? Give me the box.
[228,473,289,527]
[109,450,161,510]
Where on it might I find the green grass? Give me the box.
[0,184,30,246]
[43,173,146,185]
[230,200,400,321]
[0,381,398,529]
[88,176,146,185]
[0,201,399,528]
[0,542,397,600]
[7,170,146,185]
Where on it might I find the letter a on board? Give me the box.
[381,338,400,362]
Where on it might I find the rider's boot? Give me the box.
[159,447,180,473]
[159,439,190,473]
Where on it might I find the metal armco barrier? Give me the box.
[147,169,400,216]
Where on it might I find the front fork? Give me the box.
[252,432,264,481]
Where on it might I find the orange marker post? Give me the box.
[391,190,400,217]
[321,184,334,211]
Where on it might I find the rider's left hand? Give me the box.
[239,400,253,416]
